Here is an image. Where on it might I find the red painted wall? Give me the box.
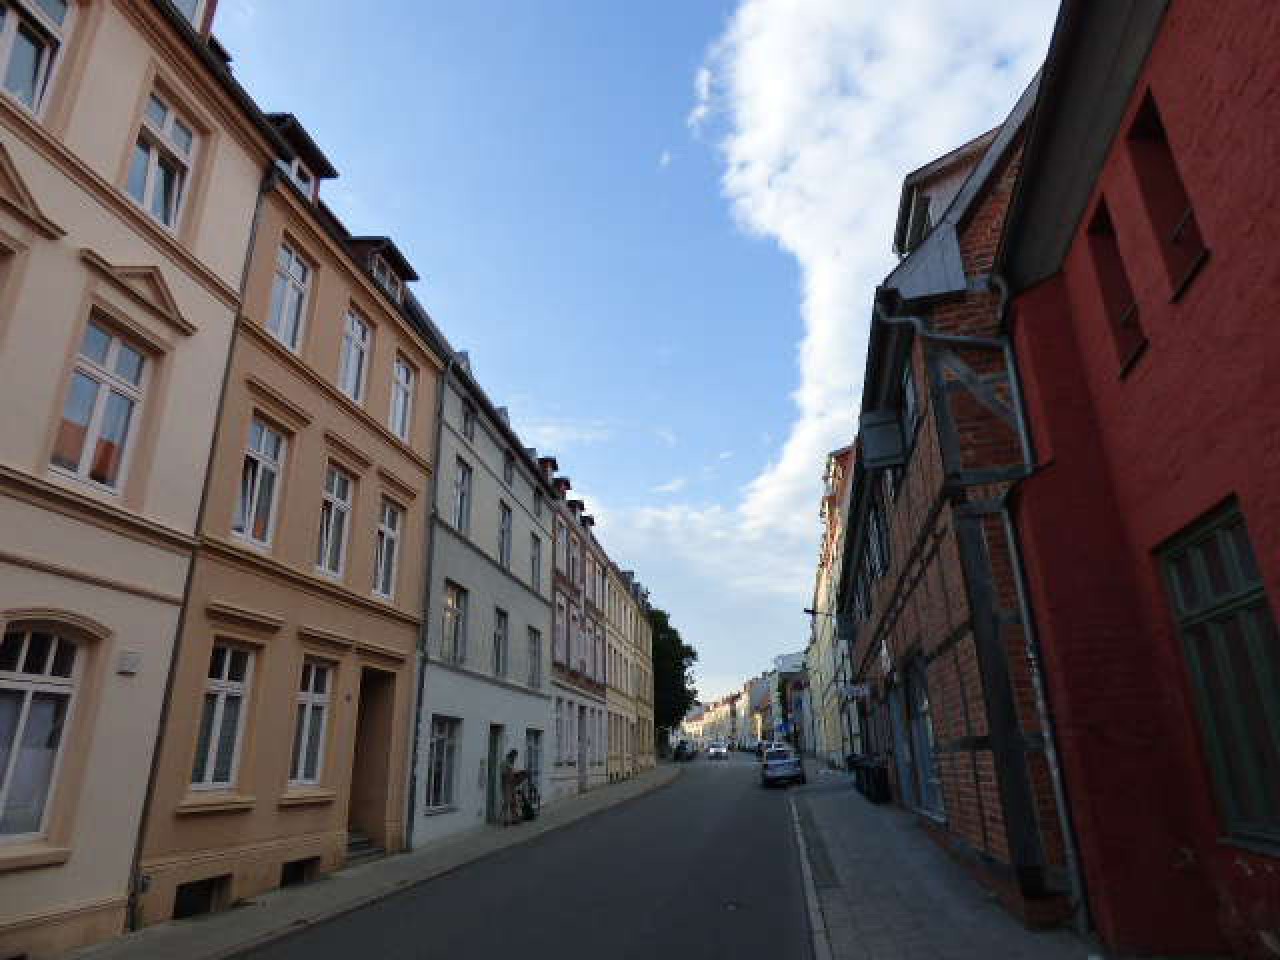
[1010,2,1280,955]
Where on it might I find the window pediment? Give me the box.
[80,249,194,336]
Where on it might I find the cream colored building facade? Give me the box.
[135,122,445,924]
[0,1,274,955]
[807,445,854,767]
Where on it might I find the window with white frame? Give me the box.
[233,418,286,546]
[554,698,563,763]
[283,157,314,198]
[554,594,567,664]
[0,626,77,836]
[461,402,476,442]
[441,581,467,664]
[530,533,542,590]
[315,465,353,577]
[534,490,543,519]
[373,498,402,599]
[0,0,68,114]
[527,627,542,689]
[390,356,415,442]
[424,715,459,809]
[554,520,567,572]
[525,729,542,787]
[498,502,512,569]
[51,320,146,492]
[453,457,472,533]
[288,660,330,785]
[126,90,196,230]
[338,310,370,403]
[267,243,310,351]
[371,254,402,303]
[492,608,509,678]
[569,536,580,584]
[502,452,514,485]
[191,644,252,789]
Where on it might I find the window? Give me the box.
[233,418,286,546]
[373,499,402,598]
[534,490,543,519]
[554,594,567,664]
[441,582,467,664]
[267,244,310,351]
[338,310,370,402]
[289,660,330,785]
[461,402,476,441]
[51,320,146,491]
[530,534,542,590]
[1088,199,1145,368]
[316,465,352,577]
[1162,505,1279,842]
[371,254,402,303]
[0,626,76,836]
[172,0,204,26]
[555,520,567,572]
[282,157,313,198]
[126,91,195,229]
[901,362,920,440]
[498,502,512,569]
[1127,92,1208,294]
[503,452,514,485]
[424,716,459,809]
[492,608,508,678]
[525,729,542,786]
[191,644,252,789]
[569,537,580,584]
[0,0,67,114]
[452,458,472,533]
[554,698,563,763]
[390,357,415,442]
[528,627,542,689]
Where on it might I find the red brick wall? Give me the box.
[1010,2,1280,955]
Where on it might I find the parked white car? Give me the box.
[760,748,806,787]
[707,741,728,759]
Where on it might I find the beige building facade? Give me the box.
[604,564,636,781]
[134,126,445,924]
[0,0,276,955]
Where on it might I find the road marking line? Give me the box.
[790,795,833,960]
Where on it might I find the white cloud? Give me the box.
[659,150,672,168]
[519,420,612,454]
[687,66,713,131]
[654,426,677,447]
[600,0,1055,701]
[652,477,688,494]
[718,450,734,460]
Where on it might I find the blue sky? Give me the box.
[215,0,1057,701]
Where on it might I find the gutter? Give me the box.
[991,272,1091,935]
[404,350,456,848]
[125,167,279,930]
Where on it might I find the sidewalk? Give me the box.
[71,764,680,960]
[795,759,1096,960]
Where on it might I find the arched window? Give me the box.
[0,625,79,837]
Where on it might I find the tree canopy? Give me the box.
[648,606,697,736]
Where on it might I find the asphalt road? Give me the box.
[240,753,812,960]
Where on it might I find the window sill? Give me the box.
[278,787,337,808]
[421,805,457,818]
[176,792,256,816]
[0,842,72,874]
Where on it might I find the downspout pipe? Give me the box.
[991,272,1092,935]
[404,349,456,849]
[126,166,280,931]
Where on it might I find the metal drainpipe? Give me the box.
[404,350,455,849]
[991,272,1092,935]
[125,166,280,931]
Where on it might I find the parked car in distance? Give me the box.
[673,740,696,762]
[708,741,728,759]
[760,748,806,787]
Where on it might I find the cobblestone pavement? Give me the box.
[797,765,1096,960]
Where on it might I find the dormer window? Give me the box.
[282,157,314,199]
[372,254,402,304]
[172,0,205,26]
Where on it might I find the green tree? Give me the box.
[649,607,697,745]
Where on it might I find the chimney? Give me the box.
[455,350,471,374]
[582,515,595,528]
[567,499,584,520]
[553,476,571,498]
[539,456,560,483]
